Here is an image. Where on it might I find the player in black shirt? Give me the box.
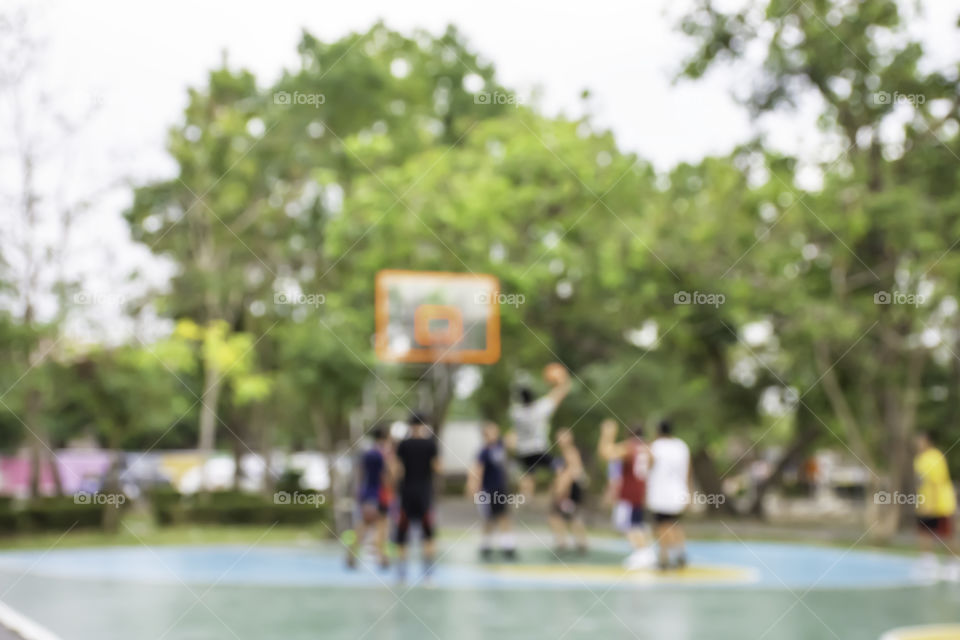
[393,412,440,583]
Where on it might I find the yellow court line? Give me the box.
[490,564,756,585]
[880,625,960,640]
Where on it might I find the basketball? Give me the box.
[543,362,568,384]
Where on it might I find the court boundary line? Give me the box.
[0,599,61,640]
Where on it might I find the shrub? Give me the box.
[0,501,18,533]
[20,497,109,531]
[275,468,304,495]
[149,487,186,525]
[150,489,329,526]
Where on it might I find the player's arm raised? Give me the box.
[546,364,571,404]
[598,418,626,461]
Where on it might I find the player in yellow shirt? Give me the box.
[913,431,958,581]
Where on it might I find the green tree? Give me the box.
[679,0,960,532]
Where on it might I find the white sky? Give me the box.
[38,0,760,174]
[3,0,959,341]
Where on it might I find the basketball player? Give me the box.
[646,420,691,570]
[394,412,441,583]
[598,419,656,569]
[914,430,959,581]
[466,422,517,560]
[549,428,588,554]
[509,363,571,497]
[346,425,392,569]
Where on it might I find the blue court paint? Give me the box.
[0,540,926,591]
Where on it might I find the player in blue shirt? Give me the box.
[467,422,517,560]
[346,425,392,569]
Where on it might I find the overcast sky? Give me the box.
[4,0,959,341]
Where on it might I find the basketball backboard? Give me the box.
[374,270,500,364]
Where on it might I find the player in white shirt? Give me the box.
[646,420,691,570]
[508,363,571,497]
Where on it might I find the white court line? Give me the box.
[0,600,61,640]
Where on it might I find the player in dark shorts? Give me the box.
[548,428,587,554]
[508,364,570,497]
[466,422,517,560]
[394,412,441,583]
[913,431,958,580]
[647,420,691,570]
[346,425,392,569]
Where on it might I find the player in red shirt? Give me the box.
[598,419,656,569]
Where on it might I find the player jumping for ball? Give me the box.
[509,362,571,498]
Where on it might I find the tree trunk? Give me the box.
[310,406,330,451]
[101,448,123,533]
[49,452,64,497]
[232,433,244,491]
[871,345,923,539]
[197,357,222,496]
[28,441,42,498]
[430,363,456,433]
[258,407,275,497]
[691,449,736,516]
[25,388,63,497]
[748,406,819,517]
[229,405,251,491]
[197,362,222,453]
[814,341,876,470]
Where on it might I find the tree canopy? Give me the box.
[1,6,958,529]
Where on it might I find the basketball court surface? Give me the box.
[0,533,957,640]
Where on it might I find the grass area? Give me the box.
[0,511,334,551]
